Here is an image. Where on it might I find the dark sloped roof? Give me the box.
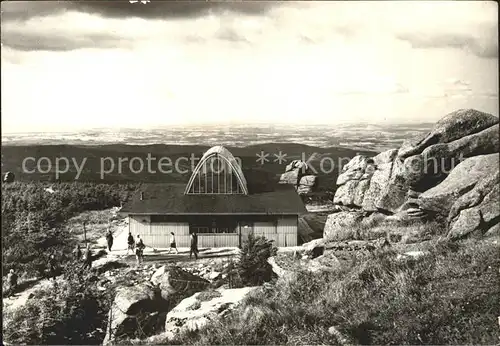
[121,183,307,215]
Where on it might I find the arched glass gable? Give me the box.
[185,146,248,195]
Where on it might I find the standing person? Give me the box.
[106,229,114,252]
[127,232,135,255]
[82,244,93,270]
[190,231,199,260]
[135,235,145,265]
[48,255,58,280]
[73,244,82,261]
[7,269,18,296]
[167,232,179,254]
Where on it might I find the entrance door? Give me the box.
[239,222,253,247]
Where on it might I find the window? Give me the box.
[190,218,237,234]
[150,215,187,223]
[214,227,237,234]
[185,150,248,195]
[191,226,211,233]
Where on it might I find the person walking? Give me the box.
[127,232,135,255]
[167,232,179,255]
[48,254,58,280]
[7,269,18,296]
[190,231,199,260]
[73,244,82,261]
[106,229,114,252]
[82,244,93,270]
[135,235,146,265]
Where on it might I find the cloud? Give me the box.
[445,78,473,93]
[336,82,409,96]
[0,1,275,21]
[0,1,67,21]
[1,30,132,52]
[416,78,482,99]
[2,1,497,57]
[397,30,498,59]
[388,1,498,59]
[1,1,498,132]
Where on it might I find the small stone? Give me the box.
[208,271,221,280]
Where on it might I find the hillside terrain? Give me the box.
[1,143,376,195]
[1,109,499,345]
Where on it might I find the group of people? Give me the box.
[6,230,201,297]
[125,230,200,264]
[73,243,94,270]
[167,231,200,259]
[76,228,201,269]
[127,232,146,264]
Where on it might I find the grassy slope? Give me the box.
[170,237,500,345]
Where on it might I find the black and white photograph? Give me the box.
[1,0,499,344]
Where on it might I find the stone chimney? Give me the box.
[140,192,144,201]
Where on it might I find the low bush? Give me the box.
[238,232,278,286]
[3,262,114,345]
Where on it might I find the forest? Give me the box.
[2,181,139,276]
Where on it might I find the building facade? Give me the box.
[121,146,306,248]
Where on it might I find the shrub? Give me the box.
[3,261,114,345]
[238,232,278,286]
[197,289,223,302]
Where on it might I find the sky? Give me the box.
[1,1,498,133]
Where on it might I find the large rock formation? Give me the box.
[103,283,165,345]
[279,160,318,195]
[103,266,209,344]
[446,169,500,239]
[398,109,499,159]
[418,154,499,217]
[326,108,499,242]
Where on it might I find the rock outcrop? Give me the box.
[103,283,165,345]
[324,211,364,241]
[398,109,499,159]
[326,108,499,242]
[104,266,209,344]
[446,170,500,239]
[3,171,15,183]
[279,160,318,195]
[418,154,499,217]
[160,287,257,341]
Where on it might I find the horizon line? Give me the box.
[1,121,440,135]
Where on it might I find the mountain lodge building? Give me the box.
[121,146,306,248]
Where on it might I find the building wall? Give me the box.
[129,214,298,248]
[129,215,190,248]
[277,216,298,247]
[197,234,239,248]
[241,216,298,247]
